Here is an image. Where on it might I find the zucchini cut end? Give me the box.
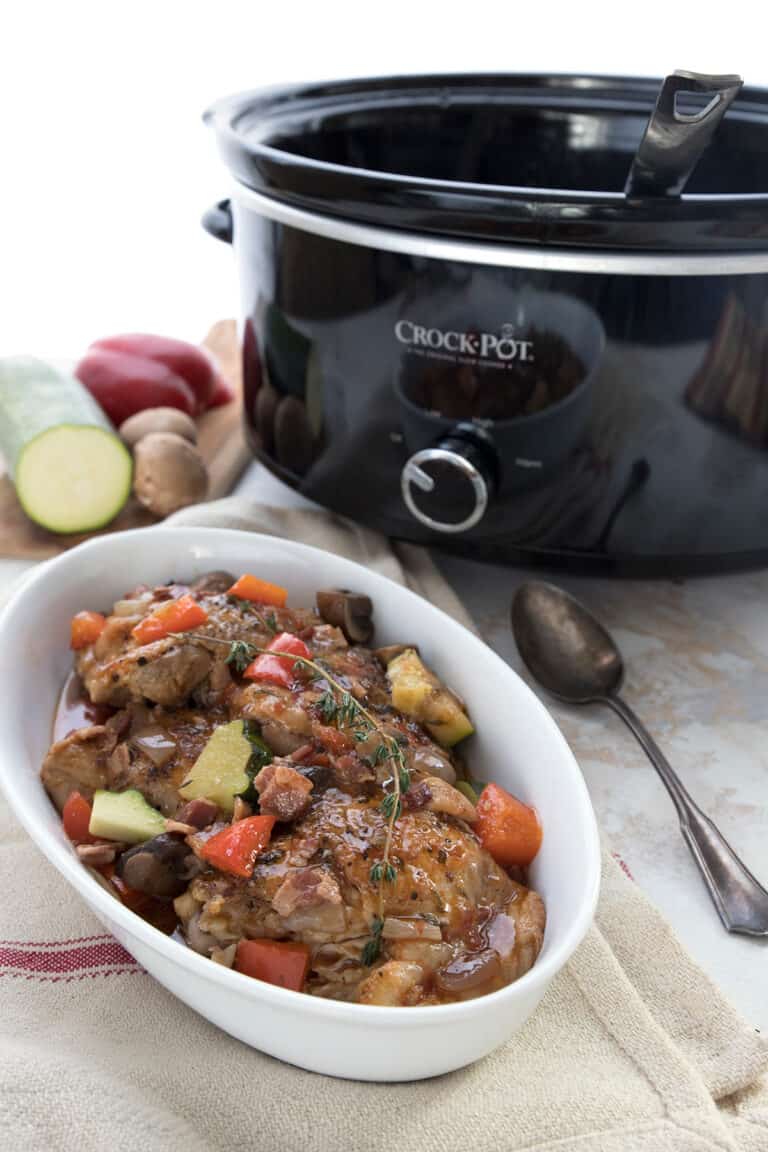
[16,425,132,534]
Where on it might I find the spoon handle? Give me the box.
[605,695,768,936]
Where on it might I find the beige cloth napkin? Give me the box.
[1,498,766,1152]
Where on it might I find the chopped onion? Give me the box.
[435,948,501,993]
[382,917,442,942]
[173,890,198,920]
[410,746,456,785]
[211,942,237,968]
[113,597,150,617]
[131,726,177,767]
[487,911,517,959]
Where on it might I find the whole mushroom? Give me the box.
[119,406,198,447]
[133,432,208,517]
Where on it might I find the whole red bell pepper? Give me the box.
[75,349,196,425]
[90,333,218,413]
[132,594,208,646]
[200,815,276,878]
[243,632,311,687]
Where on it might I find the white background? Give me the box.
[1,0,765,357]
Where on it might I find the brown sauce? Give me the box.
[53,671,115,741]
[53,673,179,937]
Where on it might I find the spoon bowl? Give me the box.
[512,582,623,703]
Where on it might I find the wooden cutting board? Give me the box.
[0,320,251,559]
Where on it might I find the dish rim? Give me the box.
[0,526,600,1025]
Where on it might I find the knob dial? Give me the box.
[401,434,497,534]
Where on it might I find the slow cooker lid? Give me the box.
[205,73,768,252]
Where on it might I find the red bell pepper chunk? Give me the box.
[132,594,208,646]
[475,782,543,867]
[243,632,311,687]
[200,815,276,878]
[235,938,311,992]
[70,611,106,650]
[62,791,96,843]
[227,573,287,607]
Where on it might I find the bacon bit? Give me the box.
[176,798,220,829]
[290,743,315,763]
[403,780,433,811]
[313,724,354,755]
[232,796,252,823]
[297,625,315,640]
[165,818,197,836]
[255,761,314,821]
[331,752,375,792]
[76,843,117,865]
[105,710,131,739]
[272,866,342,917]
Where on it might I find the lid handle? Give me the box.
[624,70,743,199]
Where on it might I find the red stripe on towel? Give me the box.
[0,938,140,975]
[612,851,635,881]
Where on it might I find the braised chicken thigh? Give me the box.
[43,570,545,1005]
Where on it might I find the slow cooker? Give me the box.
[203,71,768,573]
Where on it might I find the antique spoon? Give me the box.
[511,581,768,936]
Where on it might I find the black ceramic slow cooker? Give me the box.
[203,72,768,573]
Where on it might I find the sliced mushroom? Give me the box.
[423,776,477,823]
[260,720,307,757]
[116,833,193,899]
[316,589,374,644]
[190,570,235,596]
[374,644,418,667]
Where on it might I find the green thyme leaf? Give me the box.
[317,691,338,724]
[225,639,257,674]
[369,861,384,883]
[362,916,383,966]
[380,793,402,821]
[227,596,253,613]
[384,862,397,883]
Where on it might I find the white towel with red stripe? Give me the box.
[1,499,766,1152]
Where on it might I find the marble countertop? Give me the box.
[2,460,766,1029]
[439,551,768,1031]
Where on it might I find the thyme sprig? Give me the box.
[224,639,258,674]
[181,631,412,962]
[361,916,384,966]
